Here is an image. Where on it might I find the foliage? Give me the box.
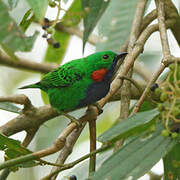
[0,1,38,59]
[0,0,180,180]
[82,0,110,51]
[0,134,36,171]
[92,124,180,180]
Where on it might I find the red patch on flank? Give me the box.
[91,68,108,82]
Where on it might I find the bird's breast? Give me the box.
[76,80,110,108]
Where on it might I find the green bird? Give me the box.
[20,51,127,122]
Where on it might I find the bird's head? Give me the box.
[85,51,128,70]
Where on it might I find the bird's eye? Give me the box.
[103,54,109,59]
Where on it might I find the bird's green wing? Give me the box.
[40,65,84,88]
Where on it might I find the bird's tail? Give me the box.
[19,82,41,89]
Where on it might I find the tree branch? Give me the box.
[114,0,147,151]
[0,52,57,73]
[164,0,180,46]
[0,18,176,173]
[99,19,175,109]
[41,144,110,180]
[131,0,178,114]
[0,94,34,113]
[155,0,171,57]
[0,5,179,175]
[49,121,87,180]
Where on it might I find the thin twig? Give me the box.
[49,120,88,180]
[48,107,98,180]
[41,144,110,180]
[22,127,39,147]
[128,0,148,50]
[155,0,171,57]
[131,0,176,114]
[114,0,147,151]
[119,76,143,93]
[132,63,166,115]
[88,117,96,175]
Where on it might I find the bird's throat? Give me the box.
[91,68,108,82]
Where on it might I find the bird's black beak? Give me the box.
[115,52,128,61]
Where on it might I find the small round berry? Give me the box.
[42,33,48,38]
[157,103,164,112]
[42,24,50,30]
[69,175,77,180]
[44,17,50,23]
[161,129,170,137]
[48,0,57,7]
[154,88,162,96]
[47,37,54,44]
[47,28,54,34]
[172,107,179,116]
[160,92,168,102]
[171,132,178,139]
[53,42,60,48]
[150,83,159,92]
[171,127,180,133]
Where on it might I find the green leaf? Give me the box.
[0,133,37,169]
[0,102,20,113]
[0,1,38,58]
[25,0,48,22]
[96,0,136,51]
[163,142,180,180]
[92,124,179,180]
[129,101,154,115]
[98,109,159,143]
[82,0,110,51]
[20,9,34,32]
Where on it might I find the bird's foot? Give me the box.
[61,112,81,128]
[93,102,103,114]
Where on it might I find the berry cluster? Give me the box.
[42,17,60,48]
[155,62,180,138]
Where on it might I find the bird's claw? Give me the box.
[93,103,103,114]
[61,112,81,129]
